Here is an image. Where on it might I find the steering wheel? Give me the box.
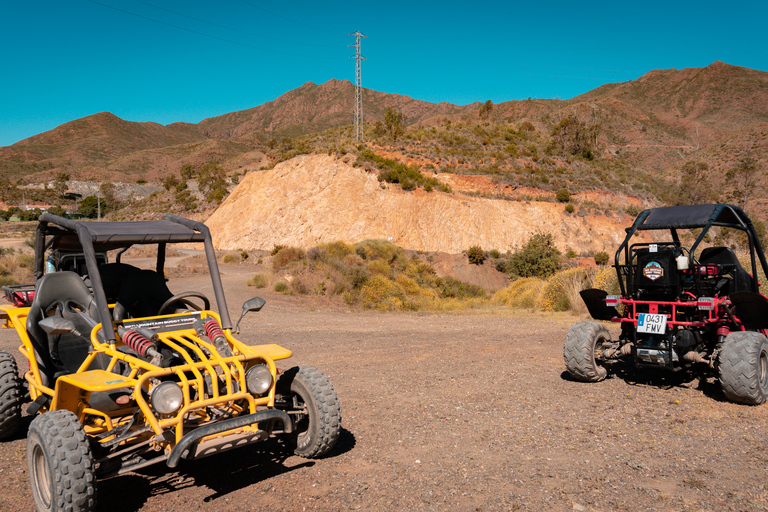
[157,291,211,315]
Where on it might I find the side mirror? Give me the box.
[39,316,79,336]
[234,297,266,334]
[243,297,266,313]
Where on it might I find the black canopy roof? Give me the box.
[40,215,207,252]
[636,204,746,230]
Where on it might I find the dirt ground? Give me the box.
[1,262,768,512]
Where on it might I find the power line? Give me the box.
[132,0,340,49]
[85,0,329,59]
[349,31,366,142]
[238,0,339,35]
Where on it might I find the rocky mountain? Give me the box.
[2,62,766,187]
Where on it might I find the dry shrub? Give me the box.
[367,259,392,278]
[359,274,406,310]
[247,273,268,288]
[539,267,594,313]
[591,266,620,295]
[323,241,355,259]
[395,274,421,295]
[493,278,545,309]
[0,251,34,285]
[222,253,239,264]
[272,247,306,271]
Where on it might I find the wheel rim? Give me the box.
[759,349,768,391]
[593,336,606,361]
[32,443,52,509]
[292,393,310,443]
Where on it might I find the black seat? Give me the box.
[99,263,177,321]
[26,271,100,387]
[699,246,754,294]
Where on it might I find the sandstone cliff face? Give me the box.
[206,154,633,254]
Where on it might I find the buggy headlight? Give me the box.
[246,365,273,396]
[151,381,183,415]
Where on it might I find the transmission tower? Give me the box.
[349,31,366,142]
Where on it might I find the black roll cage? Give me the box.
[33,213,232,343]
[614,203,768,297]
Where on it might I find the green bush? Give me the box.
[556,188,570,203]
[508,232,562,279]
[274,281,289,293]
[565,203,575,214]
[467,245,485,265]
[594,251,610,266]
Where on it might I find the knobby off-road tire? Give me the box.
[564,321,610,382]
[276,366,341,458]
[27,410,97,512]
[0,350,23,440]
[719,331,768,405]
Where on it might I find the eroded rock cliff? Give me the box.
[206,154,633,254]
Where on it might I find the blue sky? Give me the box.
[1,0,766,147]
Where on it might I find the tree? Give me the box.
[54,172,70,197]
[479,100,494,120]
[180,163,196,180]
[508,232,562,278]
[675,160,716,205]
[467,245,485,265]
[384,107,406,142]
[550,114,596,160]
[100,182,117,208]
[198,163,228,203]
[48,205,66,217]
[725,157,758,208]
[162,175,180,191]
[78,196,100,218]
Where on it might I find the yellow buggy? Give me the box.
[0,214,341,512]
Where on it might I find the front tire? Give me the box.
[564,321,610,382]
[27,410,97,512]
[0,350,22,440]
[275,366,341,458]
[719,331,768,405]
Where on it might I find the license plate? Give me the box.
[637,313,667,334]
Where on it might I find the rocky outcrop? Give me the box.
[206,154,634,254]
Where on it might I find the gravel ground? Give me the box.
[1,265,767,511]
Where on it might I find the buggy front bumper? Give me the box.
[167,409,293,467]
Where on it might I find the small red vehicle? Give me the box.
[564,203,768,405]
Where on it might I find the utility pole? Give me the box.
[349,31,366,142]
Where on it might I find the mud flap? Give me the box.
[728,291,768,329]
[580,288,619,321]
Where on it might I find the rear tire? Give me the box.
[27,410,96,512]
[0,350,22,440]
[275,366,341,458]
[564,321,610,382]
[719,331,768,405]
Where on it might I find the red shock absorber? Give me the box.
[204,319,233,357]
[118,326,157,358]
[717,325,730,338]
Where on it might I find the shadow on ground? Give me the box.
[560,360,729,402]
[96,427,355,511]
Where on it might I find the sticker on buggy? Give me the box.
[643,261,663,281]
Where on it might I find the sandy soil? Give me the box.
[1,263,767,511]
